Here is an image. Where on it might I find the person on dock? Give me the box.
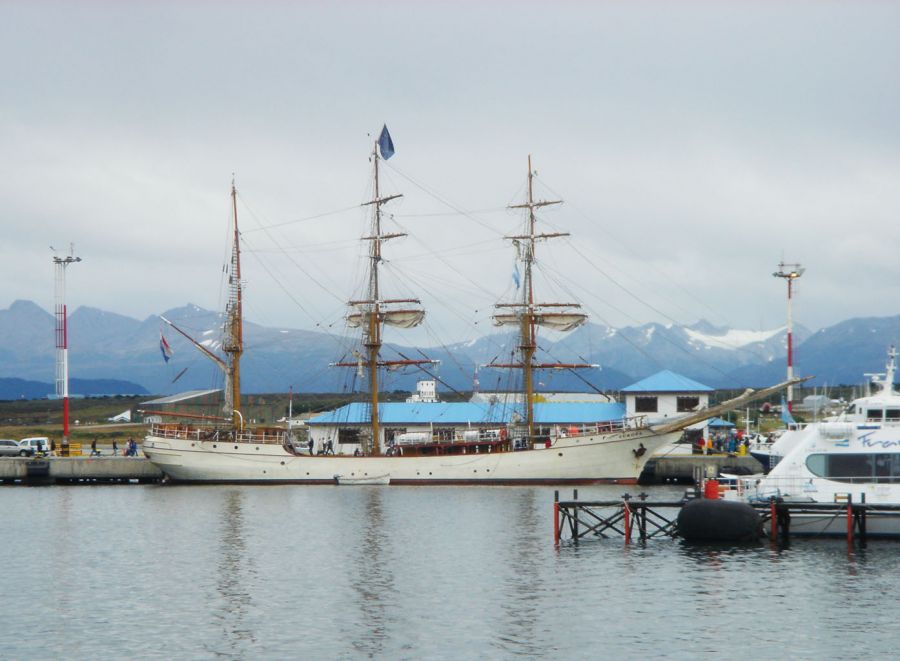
[90,438,100,456]
[308,438,315,455]
[112,439,118,455]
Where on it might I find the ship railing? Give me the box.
[394,429,508,446]
[553,419,633,439]
[149,423,287,444]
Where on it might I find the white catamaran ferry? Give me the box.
[741,347,900,535]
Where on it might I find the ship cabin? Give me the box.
[306,398,626,456]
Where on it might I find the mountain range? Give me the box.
[1,299,899,399]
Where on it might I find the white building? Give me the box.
[621,370,712,434]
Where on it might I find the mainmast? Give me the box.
[336,127,434,456]
[490,156,593,448]
[221,180,244,427]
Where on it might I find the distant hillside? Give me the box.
[0,376,148,401]
[2,299,899,397]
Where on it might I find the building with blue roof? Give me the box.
[622,370,713,434]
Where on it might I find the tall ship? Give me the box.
[144,135,799,484]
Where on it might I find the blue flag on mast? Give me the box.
[378,125,395,160]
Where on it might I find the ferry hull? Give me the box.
[144,429,677,485]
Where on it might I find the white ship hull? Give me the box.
[143,428,678,485]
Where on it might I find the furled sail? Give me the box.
[534,312,586,332]
[347,308,425,329]
[383,309,425,328]
[492,313,520,327]
[493,311,586,332]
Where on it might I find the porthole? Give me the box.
[558,452,563,457]
[280,461,285,466]
[213,444,217,449]
[234,445,238,450]
[191,443,195,447]
[255,447,259,451]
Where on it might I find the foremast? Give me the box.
[336,133,433,456]
[159,180,244,428]
[489,156,594,449]
[221,180,244,427]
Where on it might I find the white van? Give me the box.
[19,437,50,455]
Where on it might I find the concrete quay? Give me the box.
[0,456,164,485]
[640,454,763,484]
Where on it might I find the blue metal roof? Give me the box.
[308,401,626,426]
[535,403,625,424]
[622,370,713,393]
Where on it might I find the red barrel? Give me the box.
[704,479,720,499]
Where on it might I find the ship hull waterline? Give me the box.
[144,428,677,485]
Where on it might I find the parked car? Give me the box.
[0,439,33,457]
[19,437,50,455]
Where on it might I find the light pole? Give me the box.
[773,260,804,412]
[53,245,81,452]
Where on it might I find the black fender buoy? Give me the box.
[677,499,762,542]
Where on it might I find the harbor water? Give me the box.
[2,484,898,660]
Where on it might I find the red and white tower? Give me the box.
[773,260,804,412]
[53,245,81,449]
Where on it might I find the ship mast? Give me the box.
[490,156,594,449]
[336,130,434,456]
[221,179,244,427]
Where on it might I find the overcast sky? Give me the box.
[2,1,898,350]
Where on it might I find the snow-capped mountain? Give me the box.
[1,299,896,396]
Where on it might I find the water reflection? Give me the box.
[349,488,395,659]
[495,490,543,658]
[208,489,257,659]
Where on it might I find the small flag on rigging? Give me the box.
[378,124,395,160]
[159,331,174,363]
[780,395,796,426]
[512,262,521,289]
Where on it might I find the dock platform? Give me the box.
[0,457,163,485]
[554,490,899,546]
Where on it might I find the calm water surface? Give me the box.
[1,483,897,660]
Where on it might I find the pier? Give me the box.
[0,457,163,485]
[554,490,900,546]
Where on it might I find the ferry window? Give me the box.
[677,396,700,412]
[826,453,875,483]
[808,453,870,482]
[635,396,658,413]
[866,409,883,422]
[874,454,893,478]
[806,454,827,477]
[886,410,900,420]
